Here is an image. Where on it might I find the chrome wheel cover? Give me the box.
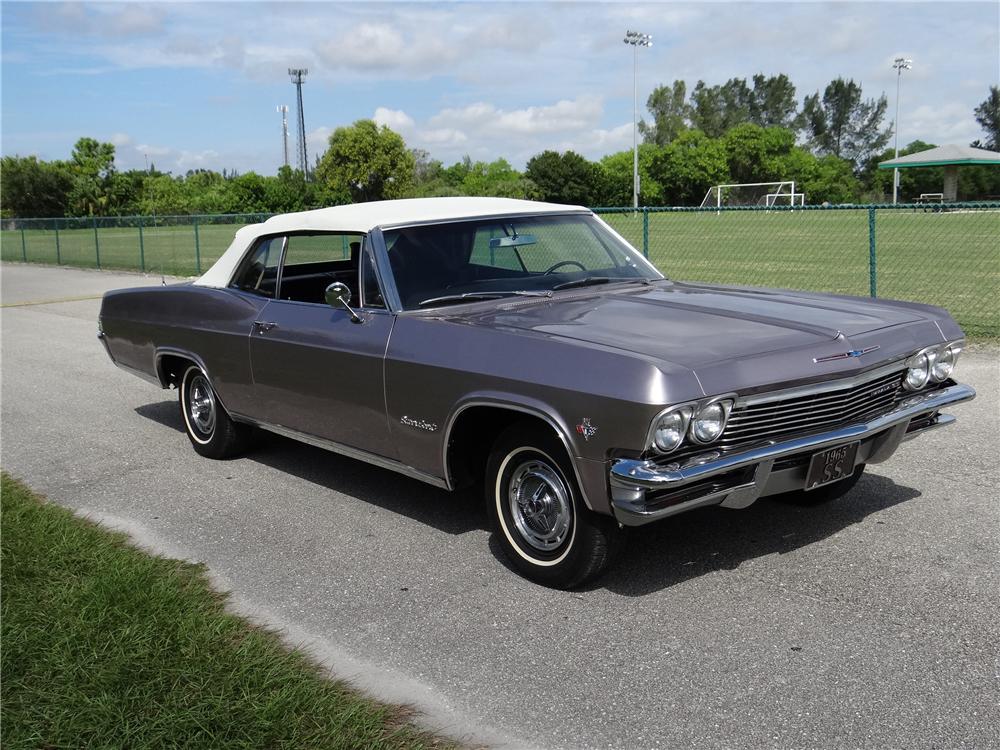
[187,374,216,436]
[508,459,573,552]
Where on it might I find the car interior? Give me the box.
[230,233,376,307]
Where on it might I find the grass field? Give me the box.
[2,207,997,337]
[0,473,452,750]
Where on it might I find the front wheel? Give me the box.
[179,365,252,459]
[486,423,620,589]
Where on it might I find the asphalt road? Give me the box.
[3,263,998,750]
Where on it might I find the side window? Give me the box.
[277,232,364,305]
[230,237,282,298]
[361,246,386,309]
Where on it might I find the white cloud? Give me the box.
[315,22,460,74]
[429,96,604,137]
[373,107,415,133]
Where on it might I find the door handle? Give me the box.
[253,321,278,333]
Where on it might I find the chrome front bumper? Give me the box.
[609,382,976,526]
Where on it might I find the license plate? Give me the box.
[805,441,859,491]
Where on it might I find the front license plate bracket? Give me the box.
[805,441,860,491]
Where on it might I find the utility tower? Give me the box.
[288,68,309,177]
[277,105,289,168]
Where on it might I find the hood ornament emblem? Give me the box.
[576,418,597,441]
[813,345,880,363]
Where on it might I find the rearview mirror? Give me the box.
[490,234,537,249]
[324,282,362,323]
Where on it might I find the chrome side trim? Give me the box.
[738,358,910,406]
[610,382,975,525]
[240,417,449,490]
[441,399,597,510]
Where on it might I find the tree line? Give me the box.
[2,80,997,219]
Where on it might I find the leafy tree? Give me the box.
[525,150,602,204]
[689,78,751,137]
[314,120,415,203]
[456,158,540,199]
[649,130,728,205]
[722,123,797,184]
[800,78,891,168]
[639,81,690,145]
[0,156,74,217]
[68,137,117,215]
[749,73,798,129]
[972,85,999,150]
[597,145,664,205]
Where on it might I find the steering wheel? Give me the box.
[542,260,587,275]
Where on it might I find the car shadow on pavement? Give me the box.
[135,401,487,537]
[136,400,920,594]
[593,473,921,597]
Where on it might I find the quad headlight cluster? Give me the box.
[648,396,735,454]
[902,340,963,392]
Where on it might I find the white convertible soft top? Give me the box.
[194,197,587,288]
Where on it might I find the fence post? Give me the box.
[138,217,145,272]
[193,218,201,274]
[20,226,27,262]
[54,220,61,264]
[642,209,649,258]
[867,207,877,298]
[93,216,101,269]
[342,234,349,259]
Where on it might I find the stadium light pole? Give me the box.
[892,57,912,205]
[624,30,652,209]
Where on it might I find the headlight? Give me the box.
[931,343,960,382]
[903,351,930,391]
[652,407,692,453]
[690,400,732,444]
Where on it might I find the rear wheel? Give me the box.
[179,365,252,459]
[781,463,866,505]
[486,423,620,589]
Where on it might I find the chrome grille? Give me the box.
[720,368,905,451]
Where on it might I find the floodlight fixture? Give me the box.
[891,57,913,204]
[623,30,652,209]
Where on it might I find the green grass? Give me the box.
[0,473,454,750]
[2,208,997,337]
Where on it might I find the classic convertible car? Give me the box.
[99,197,975,588]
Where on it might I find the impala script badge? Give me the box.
[400,415,438,432]
[576,418,597,441]
[813,345,881,363]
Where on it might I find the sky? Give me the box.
[1,1,997,175]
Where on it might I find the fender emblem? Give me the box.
[575,418,597,441]
[401,415,438,432]
[813,345,880,363]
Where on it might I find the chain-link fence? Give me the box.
[596,204,999,339]
[2,204,998,337]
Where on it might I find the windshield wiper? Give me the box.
[552,276,651,291]
[417,290,553,307]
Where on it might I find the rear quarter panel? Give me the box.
[100,284,268,415]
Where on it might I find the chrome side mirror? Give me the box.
[324,282,362,323]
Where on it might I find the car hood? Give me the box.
[459,281,947,392]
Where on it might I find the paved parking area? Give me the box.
[3,263,998,749]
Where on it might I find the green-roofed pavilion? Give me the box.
[879,144,1000,201]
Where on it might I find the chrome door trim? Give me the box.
[235,415,449,490]
[368,227,403,313]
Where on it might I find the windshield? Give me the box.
[383,214,660,309]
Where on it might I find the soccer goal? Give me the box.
[700,181,805,209]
